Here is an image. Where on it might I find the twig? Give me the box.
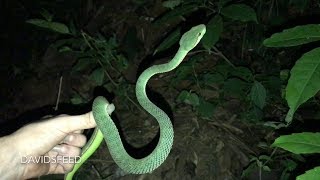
[81,31,118,86]
[54,76,63,111]
[187,49,208,56]
[81,31,121,75]
[91,164,102,179]
[125,94,147,115]
[192,64,202,95]
[262,147,278,166]
[212,46,236,68]
[241,24,247,60]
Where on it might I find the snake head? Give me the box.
[179,24,206,51]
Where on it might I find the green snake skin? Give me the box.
[65,24,206,179]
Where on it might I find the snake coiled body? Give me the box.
[65,24,206,179]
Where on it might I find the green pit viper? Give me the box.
[65,24,206,179]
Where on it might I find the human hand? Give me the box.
[0,109,113,179]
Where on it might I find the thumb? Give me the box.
[52,103,115,133]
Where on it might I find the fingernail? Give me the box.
[52,146,61,152]
[65,135,74,142]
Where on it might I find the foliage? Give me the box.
[272,132,320,154]
[264,23,320,179]
[26,9,70,34]
[220,4,258,23]
[153,27,181,55]
[263,25,320,47]
[201,15,223,51]
[23,0,320,179]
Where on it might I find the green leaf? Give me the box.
[172,64,192,83]
[176,90,200,107]
[214,63,234,78]
[248,105,264,121]
[26,19,70,34]
[202,15,223,50]
[89,68,105,86]
[26,19,49,28]
[46,22,70,34]
[70,94,85,105]
[103,82,114,92]
[40,9,53,21]
[223,78,248,97]
[217,0,233,9]
[230,66,253,82]
[258,155,272,161]
[153,4,199,25]
[263,24,320,47]
[72,58,94,72]
[58,46,72,52]
[272,132,320,154]
[285,48,320,123]
[115,54,129,71]
[221,4,258,23]
[241,163,257,178]
[296,166,320,180]
[154,27,181,55]
[69,20,77,36]
[250,81,267,109]
[162,0,181,9]
[283,159,298,171]
[280,69,290,81]
[198,98,216,118]
[262,165,271,172]
[202,72,225,85]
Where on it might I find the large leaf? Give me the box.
[202,72,225,85]
[272,132,320,154]
[214,63,234,78]
[221,4,257,23]
[70,94,85,105]
[40,9,53,22]
[89,68,105,86]
[153,27,181,55]
[285,48,320,123]
[72,58,94,72]
[162,0,181,9]
[217,0,233,9]
[202,15,223,50]
[230,66,253,82]
[223,78,248,98]
[198,98,216,119]
[263,24,320,47]
[26,19,70,34]
[250,81,267,109]
[176,90,199,107]
[297,166,320,180]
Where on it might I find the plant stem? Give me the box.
[125,94,147,115]
[81,31,118,86]
[212,46,236,68]
[54,76,63,111]
[192,63,202,95]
